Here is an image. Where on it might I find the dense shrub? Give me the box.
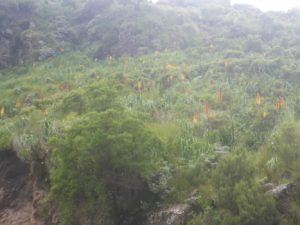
[189,152,279,225]
[0,125,12,151]
[50,109,165,224]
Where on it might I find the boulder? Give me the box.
[144,190,199,225]
[3,29,13,39]
[259,176,269,185]
[38,47,56,61]
[145,204,192,225]
[267,183,294,198]
[204,157,218,169]
[148,166,172,196]
[0,33,13,68]
[214,145,230,154]
[267,183,296,213]
[184,190,201,205]
[259,177,275,191]
[262,183,275,191]
[55,16,78,43]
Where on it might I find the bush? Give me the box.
[189,152,279,225]
[0,125,12,151]
[212,152,279,225]
[50,109,165,224]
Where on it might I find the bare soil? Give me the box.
[0,150,48,225]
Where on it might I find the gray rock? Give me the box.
[215,150,229,154]
[21,32,34,62]
[145,204,192,225]
[3,28,13,39]
[262,183,275,191]
[184,196,199,205]
[259,177,269,185]
[214,145,230,153]
[267,183,297,213]
[267,183,294,198]
[38,47,56,61]
[38,40,46,47]
[14,88,22,94]
[184,189,200,205]
[29,22,36,29]
[148,166,172,196]
[54,16,76,42]
[0,34,13,68]
[204,158,218,168]
[206,155,218,163]
[24,94,37,106]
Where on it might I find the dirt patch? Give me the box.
[0,150,49,225]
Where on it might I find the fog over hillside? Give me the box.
[1,0,300,225]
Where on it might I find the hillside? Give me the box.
[1,0,300,225]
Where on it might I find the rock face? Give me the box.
[0,3,73,68]
[145,204,192,225]
[148,166,172,196]
[267,183,296,213]
[267,183,294,198]
[0,150,50,225]
[55,16,77,43]
[214,145,230,154]
[0,29,14,68]
[262,182,275,191]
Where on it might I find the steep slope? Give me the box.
[0,150,50,225]
[1,0,300,225]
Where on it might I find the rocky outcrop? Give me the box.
[262,182,275,191]
[55,16,77,43]
[38,47,56,61]
[144,204,192,225]
[148,166,172,197]
[267,183,297,213]
[0,3,74,68]
[0,29,14,68]
[204,155,218,169]
[214,145,230,154]
[0,150,52,225]
[267,183,295,198]
[144,190,198,225]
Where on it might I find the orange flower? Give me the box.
[0,107,4,116]
[124,79,129,87]
[59,83,65,91]
[279,96,284,108]
[276,97,285,111]
[224,60,229,68]
[193,111,198,125]
[16,99,21,108]
[216,89,222,102]
[137,81,143,92]
[58,47,65,53]
[262,112,267,118]
[276,99,280,111]
[43,108,49,116]
[178,74,185,81]
[204,102,210,120]
[256,93,261,105]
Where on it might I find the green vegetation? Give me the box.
[1,0,300,224]
[50,109,165,224]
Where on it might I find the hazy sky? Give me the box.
[231,0,300,11]
[152,0,300,12]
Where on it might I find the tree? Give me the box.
[212,153,279,225]
[50,109,164,224]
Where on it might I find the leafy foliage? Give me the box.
[1,0,300,224]
[50,108,165,224]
